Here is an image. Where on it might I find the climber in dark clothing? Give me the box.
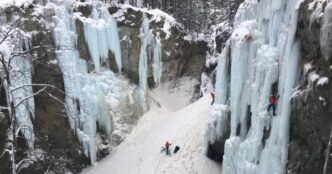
[267,95,277,116]
[165,141,172,155]
[211,92,215,105]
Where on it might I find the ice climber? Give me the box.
[267,95,277,116]
[211,92,215,105]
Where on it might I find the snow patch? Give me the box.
[317,77,329,86]
[304,62,313,74]
[0,0,33,8]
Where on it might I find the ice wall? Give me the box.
[51,1,127,164]
[207,0,303,173]
[206,41,230,144]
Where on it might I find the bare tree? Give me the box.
[0,25,65,174]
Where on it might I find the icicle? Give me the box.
[152,35,162,85]
[134,13,151,113]
[320,2,332,61]
[83,6,122,72]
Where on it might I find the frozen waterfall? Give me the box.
[135,13,151,113]
[135,13,163,113]
[52,1,126,164]
[206,0,303,173]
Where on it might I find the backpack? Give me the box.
[173,146,180,154]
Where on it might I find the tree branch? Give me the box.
[10,84,65,95]
[14,87,47,108]
[0,106,8,111]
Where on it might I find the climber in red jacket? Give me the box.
[267,95,277,116]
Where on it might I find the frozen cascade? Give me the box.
[135,13,151,113]
[206,0,303,174]
[135,13,163,112]
[52,1,128,164]
[82,4,122,72]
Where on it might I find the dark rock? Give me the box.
[206,112,231,163]
[288,1,332,173]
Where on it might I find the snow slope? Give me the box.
[82,90,221,174]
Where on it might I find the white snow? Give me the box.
[0,0,33,8]
[111,3,182,40]
[317,77,329,86]
[309,72,320,82]
[319,96,326,101]
[82,94,221,174]
[304,63,313,74]
[309,0,327,26]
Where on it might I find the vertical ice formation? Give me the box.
[52,2,126,164]
[0,32,35,151]
[320,2,332,61]
[135,13,152,113]
[83,4,122,72]
[134,13,164,114]
[152,35,162,85]
[206,41,230,144]
[207,0,303,173]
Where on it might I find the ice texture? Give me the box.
[206,0,303,173]
[52,1,127,164]
[82,4,122,72]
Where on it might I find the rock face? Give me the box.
[75,4,208,84]
[0,2,209,174]
[287,1,332,174]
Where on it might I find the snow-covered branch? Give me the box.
[0,106,8,114]
[0,27,16,45]
[16,158,34,172]
[10,84,65,95]
[14,87,47,108]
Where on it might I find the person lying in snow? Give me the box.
[267,95,278,116]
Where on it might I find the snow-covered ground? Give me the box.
[82,84,221,174]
